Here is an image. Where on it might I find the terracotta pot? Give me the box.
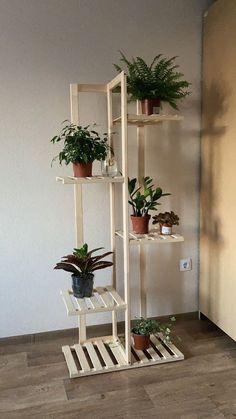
[133,333,150,350]
[131,215,151,234]
[140,98,161,115]
[73,161,93,177]
[160,223,172,235]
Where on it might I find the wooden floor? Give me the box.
[0,314,235,419]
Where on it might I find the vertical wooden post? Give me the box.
[121,73,131,364]
[137,100,147,318]
[70,83,86,343]
[107,85,117,339]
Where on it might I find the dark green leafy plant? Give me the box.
[53,243,113,277]
[132,317,176,343]
[152,211,179,226]
[51,121,111,166]
[114,51,190,109]
[128,176,170,216]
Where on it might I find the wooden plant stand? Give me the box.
[57,72,184,378]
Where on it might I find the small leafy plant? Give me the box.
[51,121,111,166]
[54,243,113,277]
[132,316,176,343]
[128,176,170,216]
[152,211,179,227]
[114,51,190,109]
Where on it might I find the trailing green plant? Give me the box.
[53,243,113,277]
[152,211,179,226]
[132,316,176,343]
[128,176,170,216]
[51,121,112,166]
[114,51,190,109]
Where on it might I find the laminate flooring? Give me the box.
[0,314,235,419]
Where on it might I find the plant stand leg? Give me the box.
[79,314,86,344]
[139,247,147,317]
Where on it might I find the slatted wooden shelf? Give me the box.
[116,230,184,245]
[62,334,184,378]
[61,286,126,316]
[56,175,124,184]
[113,114,183,126]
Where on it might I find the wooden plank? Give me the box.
[83,342,103,371]
[131,345,149,364]
[88,294,104,310]
[77,84,106,93]
[146,345,162,361]
[106,286,125,306]
[75,297,88,312]
[106,341,127,366]
[62,346,78,378]
[151,335,172,359]
[95,340,114,368]
[95,287,113,308]
[73,344,90,372]
[158,334,184,359]
[60,290,76,316]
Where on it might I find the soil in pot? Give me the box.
[131,215,151,234]
[71,273,94,298]
[73,161,93,177]
[160,224,172,235]
[141,98,161,115]
[133,333,150,350]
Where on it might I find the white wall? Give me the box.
[0,0,213,337]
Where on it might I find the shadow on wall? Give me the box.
[201,81,229,320]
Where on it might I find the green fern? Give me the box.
[113,52,190,109]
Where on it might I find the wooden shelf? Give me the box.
[113,114,183,126]
[61,286,126,316]
[62,333,184,378]
[116,230,184,245]
[56,175,124,184]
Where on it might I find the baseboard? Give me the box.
[0,311,198,345]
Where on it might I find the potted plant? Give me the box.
[53,243,113,298]
[51,121,112,177]
[132,316,176,350]
[114,51,190,115]
[152,211,179,235]
[128,176,170,234]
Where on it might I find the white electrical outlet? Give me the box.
[179,258,192,271]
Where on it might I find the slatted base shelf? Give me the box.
[62,334,184,378]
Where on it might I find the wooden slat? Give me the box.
[83,342,103,371]
[95,287,113,308]
[151,335,172,359]
[60,290,76,315]
[75,297,88,312]
[62,346,78,378]
[88,294,105,310]
[106,341,127,366]
[95,340,114,368]
[77,84,106,93]
[146,344,162,361]
[106,286,125,306]
[158,334,184,359]
[73,344,90,372]
[131,345,149,364]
